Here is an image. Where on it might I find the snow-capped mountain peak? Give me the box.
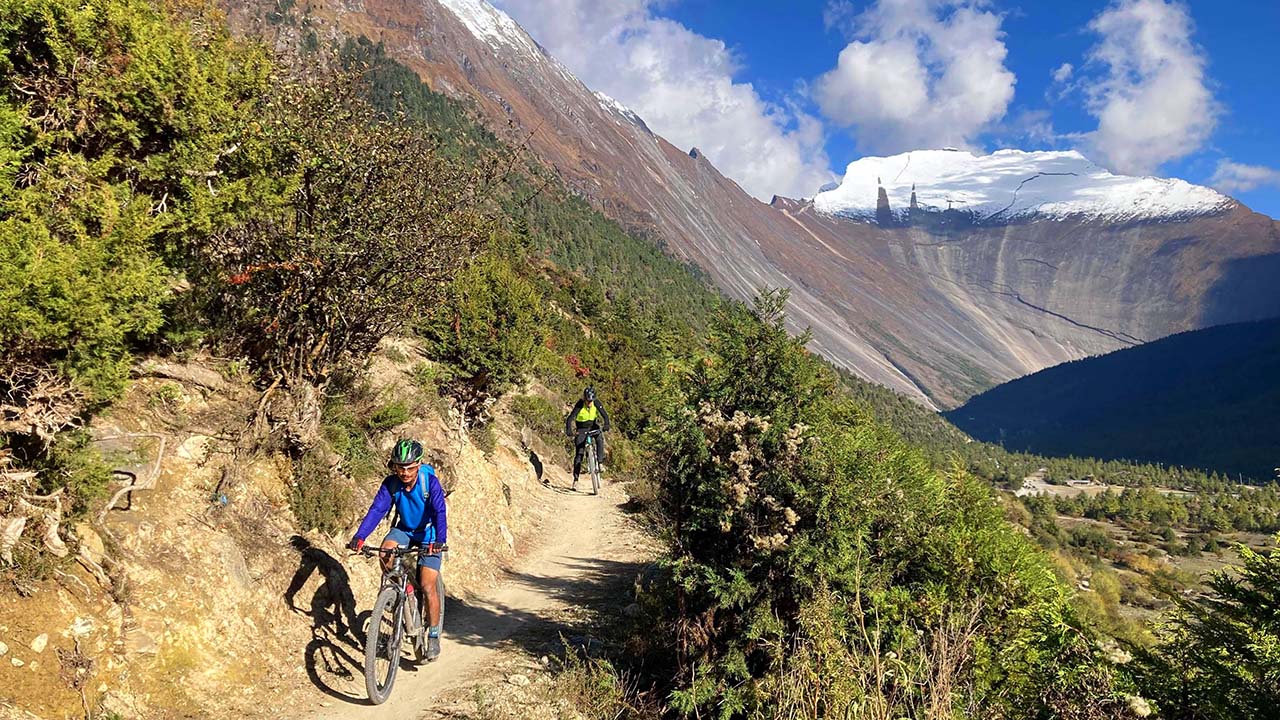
[814,149,1234,224]
[438,0,645,130]
[436,0,530,54]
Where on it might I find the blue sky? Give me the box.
[494,0,1280,217]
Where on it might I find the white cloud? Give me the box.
[1082,0,1218,175]
[1210,160,1280,194]
[813,0,1016,154]
[1052,62,1074,83]
[489,0,834,201]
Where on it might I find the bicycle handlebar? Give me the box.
[357,543,449,557]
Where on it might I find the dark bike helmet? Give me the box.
[389,439,424,467]
[583,386,596,402]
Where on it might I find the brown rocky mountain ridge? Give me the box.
[219,0,1280,409]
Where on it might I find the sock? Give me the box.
[428,627,440,638]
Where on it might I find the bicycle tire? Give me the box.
[589,442,600,495]
[410,590,427,663]
[435,574,446,638]
[364,586,402,705]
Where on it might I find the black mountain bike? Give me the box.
[357,543,447,704]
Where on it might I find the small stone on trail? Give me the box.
[0,641,8,656]
[11,657,23,667]
[539,655,549,666]
[30,634,48,653]
[68,617,94,637]
[507,674,530,687]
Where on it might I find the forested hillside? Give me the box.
[947,318,1280,481]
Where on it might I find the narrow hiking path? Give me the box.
[295,476,652,720]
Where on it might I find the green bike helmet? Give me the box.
[389,439,424,467]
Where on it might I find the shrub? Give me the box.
[196,73,498,388]
[469,422,496,457]
[367,401,410,432]
[289,451,355,534]
[320,398,380,481]
[644,291,1136,718]
[419,251,545,402]
[511,394,561,441]
[1070,525,1117,556]
[1134,538,1280,719]
[0,0,271,409]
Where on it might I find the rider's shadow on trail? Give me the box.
[284,535,363,641]
[285,535,371,705]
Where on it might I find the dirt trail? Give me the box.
[295,476,647,720]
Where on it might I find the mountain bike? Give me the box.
[585,428,602,495]
[357,543,447,704]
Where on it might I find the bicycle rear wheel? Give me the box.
[364,587,402,704]
[435,574,446,638]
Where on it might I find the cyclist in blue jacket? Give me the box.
[349,439,448,661]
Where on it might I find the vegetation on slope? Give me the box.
[946,318,1280,481]
[631,291,1142,718]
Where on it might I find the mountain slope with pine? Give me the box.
[946,317,1280,480]
[217,0,1280,409]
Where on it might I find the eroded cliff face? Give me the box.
[769,202,1280,406]
[217,0,1280,408]
[0,345,557,719]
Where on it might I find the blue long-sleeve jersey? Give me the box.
[353,465,447,544]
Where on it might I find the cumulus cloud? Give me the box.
[1210,160,1280,194]
[1052,62,1074,83]
[813,0,1016,154]
[490,0,834,201]
[1081,0,1218,175]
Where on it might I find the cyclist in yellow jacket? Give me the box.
[564,386,610,489]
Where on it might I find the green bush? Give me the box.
[644,291,1136,718]
[367,401,410,432]
[419,251,546,402]
[409,361,449,394]
[289,451,355,534]
[321,399,380,481]
[0,0,272,407]
[196,74,496,388]
[511,394,561,441]
[1134,538,1280,719]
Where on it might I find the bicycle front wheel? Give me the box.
[364,586,403,705]
[589,443,600,495]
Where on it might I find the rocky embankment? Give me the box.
[0,342,562,719]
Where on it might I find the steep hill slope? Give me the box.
[219,0,1280,408]
[946,318,1280,480]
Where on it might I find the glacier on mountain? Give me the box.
[814,149,1233,223]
